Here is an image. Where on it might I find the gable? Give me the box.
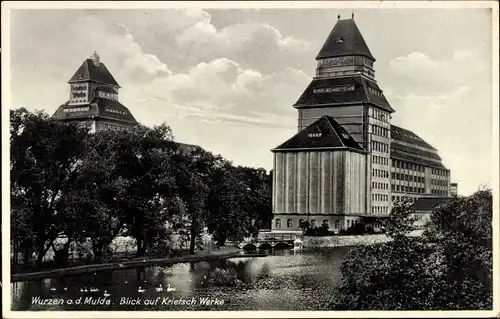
[273,115,365,152]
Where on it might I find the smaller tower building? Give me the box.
[52,52,138,132]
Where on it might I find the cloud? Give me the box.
[394,85,471,109]
[173,17,312,72]
[387,50,488,97]
[123,57,311,127]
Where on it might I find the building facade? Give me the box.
[271,16,453,232]
[52,52,139,131]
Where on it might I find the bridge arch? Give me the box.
[274,242,292,249]
[258,243,273,250]
[242,243,257,251]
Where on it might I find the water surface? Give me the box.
[11,247,350,311]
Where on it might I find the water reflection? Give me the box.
[11,247,350,311]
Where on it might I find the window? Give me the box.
[334,220,340,229]
[308,132,322,138]
[275,219,281,228]
[287,219,293,228]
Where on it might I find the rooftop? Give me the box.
[52,97,138,124]
[272,115,366,153]
[294,75,394,113]
[68,58,120,87]
[391,125,437,151]
[316,18,375,61]
[412,196,451,212]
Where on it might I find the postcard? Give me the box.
[2,1,498,318]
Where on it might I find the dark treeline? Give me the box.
[10,108,272,269]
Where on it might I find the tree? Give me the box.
[98,124,179,257]
[206,164,251,246]
[171,147,221,254]
[330,190,492,310]
[299,220,310,234]
[10,108,89,268]
[205,165,273,246]
[422,190,492,309]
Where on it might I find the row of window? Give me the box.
[372,193,389,202]
[392,195,417,203]
[431,168,449,176]
[368,87,383,96]
[371,124,389,137]
[308,132,322,138]
[392,172,425,183]
[392,184,426,194]
[275,218,359,230]
[372,155,389,166]
[312,85,355,94]
[392,139,433,153]
[315,70,357,77]
[394,149,441,165]
[63,107,89,113]
[275,219,380,229]
[431,189,448,196]
[105,108,127,115]
[432,179,448,186]
[392,159,425,172]
[371,141,389,153]
[372,181,389,190]
[99,91,118,100]
[371,206,389,214]
[373,168,389,178]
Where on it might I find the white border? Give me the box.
[2,1,499,318]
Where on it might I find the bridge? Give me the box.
[235,233,300,250]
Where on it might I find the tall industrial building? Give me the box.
[271,16,452,232]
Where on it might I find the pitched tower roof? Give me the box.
[316,18,375,61]
[68,56,120,87]
[272,115,366,153]
[293,75,394,113]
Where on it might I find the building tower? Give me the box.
[52,52,139,132]
[294,16,394,217]
[270,16,451,233]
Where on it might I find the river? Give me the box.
[11,247,351,311]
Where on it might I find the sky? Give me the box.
[7,6,493,196]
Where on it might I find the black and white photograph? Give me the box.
[1,1,498,317]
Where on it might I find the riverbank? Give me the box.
[303,230,424,248]
[11,247,267,282]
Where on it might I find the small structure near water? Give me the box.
[293,237,304,251]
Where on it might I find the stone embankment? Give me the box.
[303,230,423,248]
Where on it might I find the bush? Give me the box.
[330,190,492,310]
[304,224,335,236]
[337,222,376,236]
[207,267,242,286]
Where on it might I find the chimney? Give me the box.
[91,51,100,67]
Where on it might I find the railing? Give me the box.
[257,233,297,242]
